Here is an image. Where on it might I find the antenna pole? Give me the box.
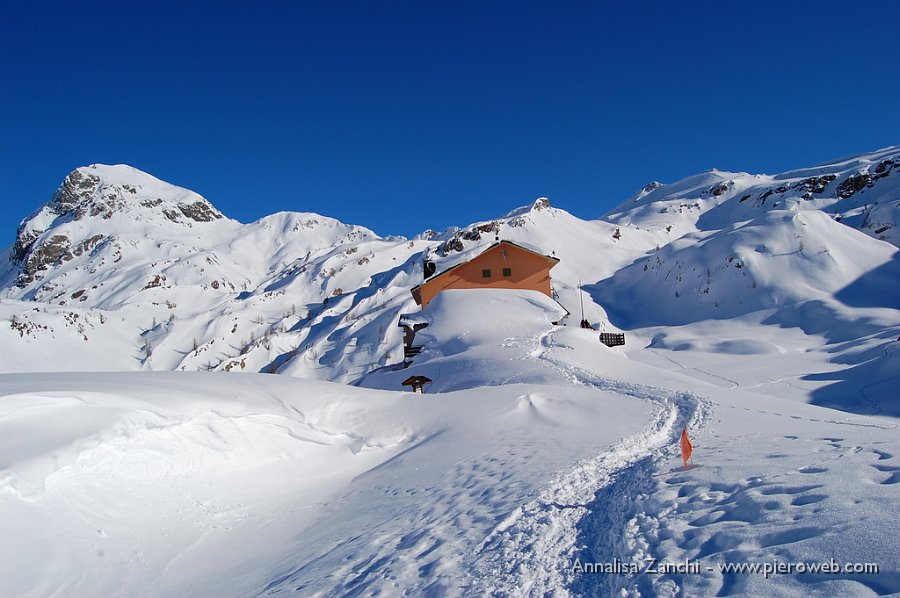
[579,279,585,321]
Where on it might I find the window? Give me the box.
[482,269,492,278]
[502,267,512,277]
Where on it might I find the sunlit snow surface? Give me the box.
[2,290,898,597]
[1,149,899,596]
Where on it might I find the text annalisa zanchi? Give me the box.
[572,557,880,579]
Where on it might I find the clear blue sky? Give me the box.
[2,1,898,243]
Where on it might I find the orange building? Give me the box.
[411,240,560,307]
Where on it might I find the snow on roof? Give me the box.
[417,240,558,290]
[399,313,430,327]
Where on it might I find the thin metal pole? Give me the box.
[579,280,585,322]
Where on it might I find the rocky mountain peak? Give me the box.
[45,165,225,225]
[10,164,227,288]
[531,197,551,211]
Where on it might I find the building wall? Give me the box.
[418,243,555,307]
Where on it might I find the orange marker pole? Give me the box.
[680,427,693,469]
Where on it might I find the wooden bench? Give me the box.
[599,333,626,347]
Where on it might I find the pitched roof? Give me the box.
[411,240,559,294]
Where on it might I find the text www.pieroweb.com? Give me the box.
[572,557,880,579]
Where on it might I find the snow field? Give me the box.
[1,149,899,596]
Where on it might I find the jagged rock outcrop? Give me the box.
[10,165,226,287]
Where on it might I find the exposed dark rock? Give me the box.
[757,185,790,205]
[9,316,49,338]
[14,234,74,287]
[708,181,733,197]
[178,201,222,222]
[12,171,102,263]
[796,174,836,195]
[441,237,465,255]
[462,222,496,242]
[50,169,101,215]
[837,173,873,198]
[72,234,105,257]
[143,274,167,290]
[12,224,41,264]
[874,159,897,175]
[440,221,499,254]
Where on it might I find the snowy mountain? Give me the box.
[605,147,900,246]
[1,149,898,596]
[3,151,898,395]
[0,165,658,379]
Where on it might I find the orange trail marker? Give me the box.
[680,427,693,468]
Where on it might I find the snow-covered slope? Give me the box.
[1,149,899,596]
[0,171,657,379]
[1,290,896,596]
[1,164,416,377]
[2,150,899,404]
[595,208,898,326]
[606,146,900,247]
[1,150,898,402]
[598,148,900,330]
[590,147,900,417]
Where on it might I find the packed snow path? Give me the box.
[471,328,709,596]
[256,315,701,597]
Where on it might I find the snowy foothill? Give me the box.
[1,148,899,596]
[0,372,655,596]
[1,290,897,597]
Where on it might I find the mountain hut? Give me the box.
[410,240,560,308]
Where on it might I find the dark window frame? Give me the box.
[502,267,512,277]
[482,268,492,278]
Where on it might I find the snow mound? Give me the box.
[594,209,898,327]
[0,371,653,597]
[605,146,900,248]
[360,289,570,392]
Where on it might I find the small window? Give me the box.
[502,267,512,277]
[482,268,492,278]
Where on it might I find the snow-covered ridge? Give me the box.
[1,150,899,597]
[1,149,898,409]
[605,146,900,247]
[10,164,231,289]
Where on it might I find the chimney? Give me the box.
[424,259,436,279]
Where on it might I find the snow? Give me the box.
[359,289,570,392]
[0,371,653,597]
[594,209,899,328]
[2,298,897,596]
[1,148,900,596]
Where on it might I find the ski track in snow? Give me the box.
[470,328,711,597]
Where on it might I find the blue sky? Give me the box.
[2,1,898,242]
